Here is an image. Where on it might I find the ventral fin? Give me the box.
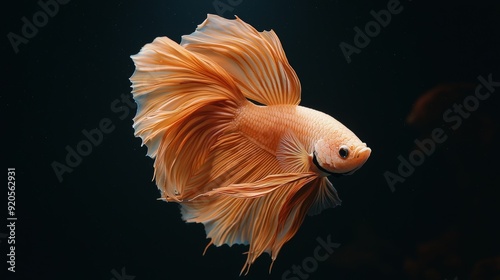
[308,177,342,216]
[194,172,317,199]
[276,130,310,173]
[181,14,301,106]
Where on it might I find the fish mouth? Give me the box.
[353,144,371,168]
[354,145,371,161]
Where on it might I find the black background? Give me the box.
[3,0,500,279]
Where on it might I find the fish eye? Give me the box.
[339,145,349,159]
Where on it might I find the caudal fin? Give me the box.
[130,36,245,201]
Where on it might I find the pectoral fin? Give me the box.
[276,130,311,173]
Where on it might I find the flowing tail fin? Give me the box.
[130,36,245,201]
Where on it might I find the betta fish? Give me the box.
[130,14,371,274]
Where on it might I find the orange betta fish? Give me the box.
[130,14,371,274]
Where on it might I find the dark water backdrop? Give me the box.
[3,0,500,279]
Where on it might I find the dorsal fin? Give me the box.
[181,14,301,105]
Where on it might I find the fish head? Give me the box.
[312,134,371,176]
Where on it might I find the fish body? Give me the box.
[130,14,371,274]
[236,103,370,173]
